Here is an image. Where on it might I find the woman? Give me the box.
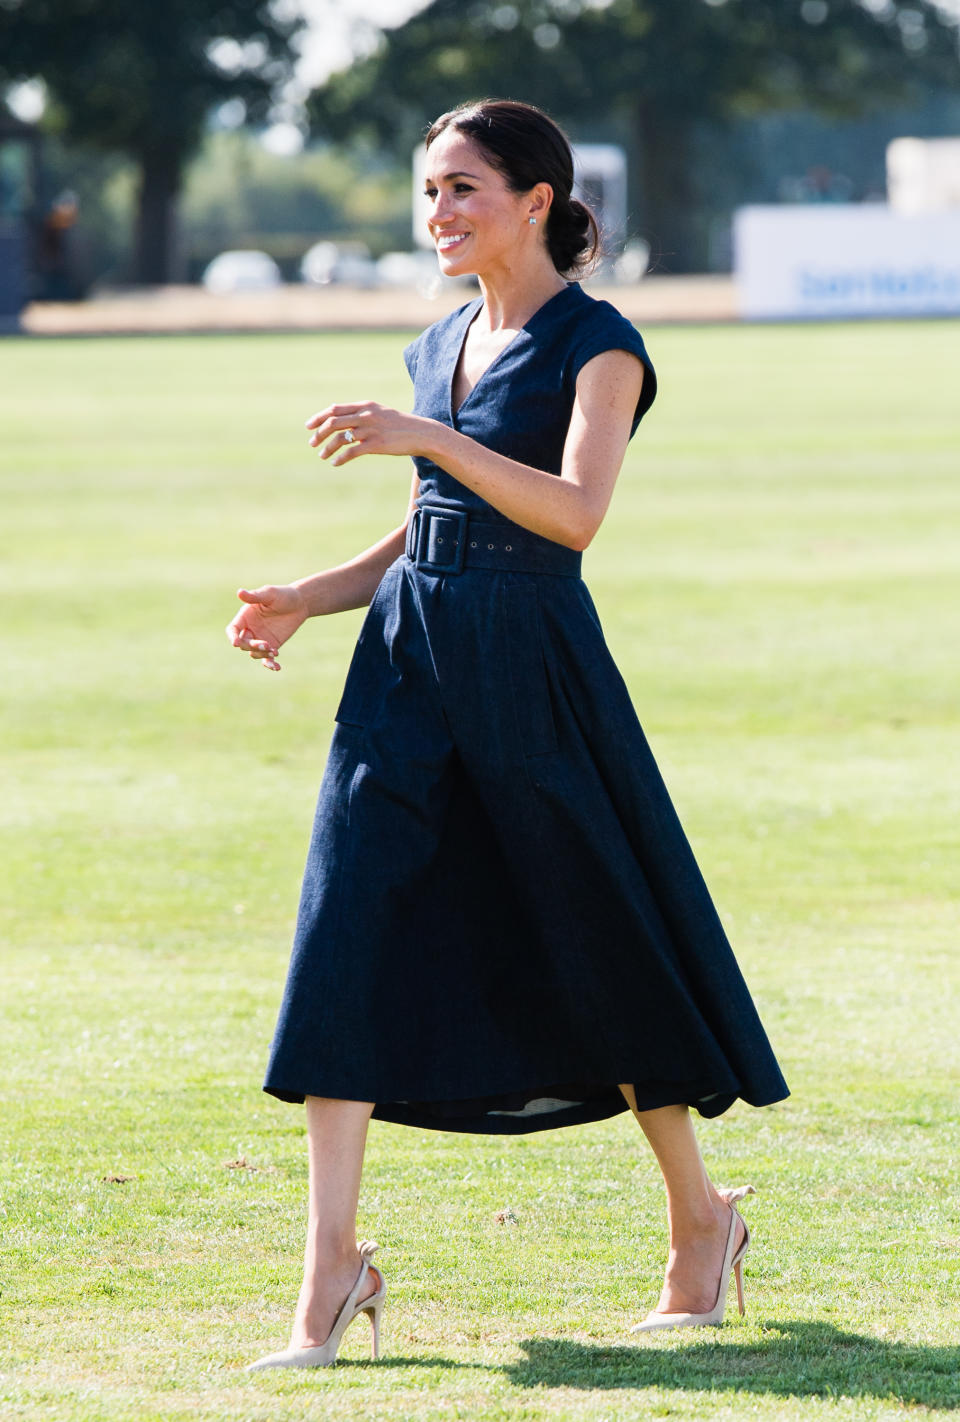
[228,100,788,1370]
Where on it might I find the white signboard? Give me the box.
[734,204,960,319]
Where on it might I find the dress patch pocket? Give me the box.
[334,581,390,728]
[333,640,373,728]
[504,581,558,757]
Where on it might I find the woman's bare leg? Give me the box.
[619,1088,744,1315]
[288,1096,378,1349]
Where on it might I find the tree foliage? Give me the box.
[0,0,303,281]
[309,0,960,269]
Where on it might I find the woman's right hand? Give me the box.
[226,584,309,672]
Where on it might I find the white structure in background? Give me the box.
[412,142,628,256]
[887,137,960,215]
[571,144,628,253]
[734,135,960,320]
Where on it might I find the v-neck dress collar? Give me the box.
[449,285,576,425]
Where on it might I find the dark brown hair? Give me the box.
[425,99,601,278]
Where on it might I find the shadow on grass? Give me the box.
[503,1323,959,1409]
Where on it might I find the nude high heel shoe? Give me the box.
[246,1240,386,1370]
[630,1185,755,1335]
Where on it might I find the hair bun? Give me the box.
[547,195,601,278]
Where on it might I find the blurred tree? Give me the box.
[308,0,960,271]
[181,130,412,279]
[0,0,303,283]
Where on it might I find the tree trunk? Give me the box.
[631,102,703,274]
[133,145,182,285]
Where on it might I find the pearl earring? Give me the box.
[528,217,537,225]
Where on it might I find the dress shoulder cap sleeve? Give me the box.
[567,293,657,434]
[402,332,421,382]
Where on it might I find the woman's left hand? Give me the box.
[306,402,438,466]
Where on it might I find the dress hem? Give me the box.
[262,1076,789,1133]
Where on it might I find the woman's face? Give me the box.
[423,129,541,279]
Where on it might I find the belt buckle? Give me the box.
[406,508,421,561]
[415,504,467,575]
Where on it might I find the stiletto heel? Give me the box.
[726,1183,752,1319]
[246,1239,387,1370]
[630,1185,755,1335]
[365,1293,383,1360]
[733,1256,745,1316]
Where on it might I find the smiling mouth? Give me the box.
[436,233,469,251]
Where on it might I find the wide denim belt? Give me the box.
[405,504,582,578]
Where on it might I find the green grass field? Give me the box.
[1,318,958,1422]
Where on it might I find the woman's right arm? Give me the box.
[227,474,419,671]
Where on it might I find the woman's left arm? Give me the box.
[307,348,645,552]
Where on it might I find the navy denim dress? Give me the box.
[263,283,789,1133]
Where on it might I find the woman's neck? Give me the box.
[476,260,569,332]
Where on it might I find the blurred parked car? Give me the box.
[376,249,476,299]
[300,241,379,288]
[201,250,282,293]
